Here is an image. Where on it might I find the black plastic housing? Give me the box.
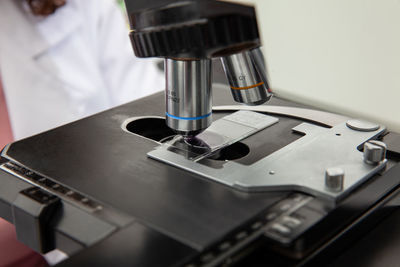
[124,0,261,59]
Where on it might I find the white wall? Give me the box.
[232,0,400,132]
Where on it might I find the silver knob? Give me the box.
[363,140,387,165]
[325,167,344,192]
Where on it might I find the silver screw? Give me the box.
[325,167,344,192]
[363,140,387,165]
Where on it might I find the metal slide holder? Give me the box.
[149,112,387,203]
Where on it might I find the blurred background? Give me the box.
[116,0,125,11]
[233,0,400,132]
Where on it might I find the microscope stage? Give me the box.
[149,111,386,203]
[1,87,400,267]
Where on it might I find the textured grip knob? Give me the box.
[127,1,260,59]
[325,167,344,192]
[363,140,387,165]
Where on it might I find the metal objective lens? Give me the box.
[165,59,212,136]
[221,47,272,106]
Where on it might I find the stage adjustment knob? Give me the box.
[363,140,387,165]
[325,167,344,192]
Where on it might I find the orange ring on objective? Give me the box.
[230,81,264,90]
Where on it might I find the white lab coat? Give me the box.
[0,0,164,140]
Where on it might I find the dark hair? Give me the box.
[26,0,66,16]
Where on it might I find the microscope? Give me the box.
[1,1,400,267]
[124,0,272,136]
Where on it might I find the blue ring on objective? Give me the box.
[166,112,211,121]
